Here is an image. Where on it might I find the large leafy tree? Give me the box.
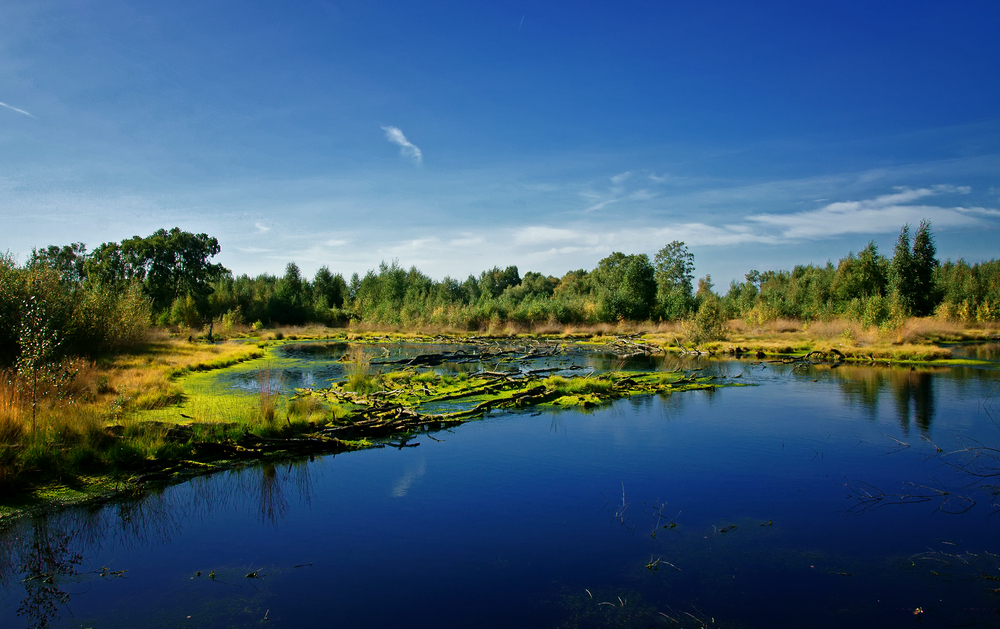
[28,243,88,286]
[653,241,695,320]
[477,266,521,300]
[86,228,228,316]
[591,252,656,322]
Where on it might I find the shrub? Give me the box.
[690,294,727,344]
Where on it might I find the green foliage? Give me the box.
[313,265,348,313]
[911,220,939,316]
[716,221,957,327]
[690,293,727,344]
[13,220,994,343]
[543,375,614,396]
[833,241,887,304]
[654,240,695,320]
[16,291,63,433]
[478,265,521,299]
[592,252,656,322]
[344,345,381,394]
[86,227,227,320]
[28,243,88,285]
[170,293,202,328]
[934,258,1000,322]
[888,224,918,315]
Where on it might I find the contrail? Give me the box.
[518,15,524,31]
[0,101,34,118]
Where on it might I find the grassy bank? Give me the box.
[0,333,266,496]
[1,316,996,514]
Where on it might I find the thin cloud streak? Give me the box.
[381,126,423,164]
[0,101,34,117]
[748,186,990,239]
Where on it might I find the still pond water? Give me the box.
[2,344,1000,628]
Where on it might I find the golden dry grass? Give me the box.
[0,336,265,437]
[0,335,268,489]
[106,337,265,410]
[679,316,987,360]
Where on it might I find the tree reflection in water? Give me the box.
[808,364,942,434]
[0,459,315,627]
[892,370,935,434]
[16,519,82,628]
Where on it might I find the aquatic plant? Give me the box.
[254,365,283,426]
[286,395,328,422]
[344,345,381,395]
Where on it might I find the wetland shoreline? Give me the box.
[2,323,997,517]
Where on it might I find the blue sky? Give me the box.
[2,1,999,286]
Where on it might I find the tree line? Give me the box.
[721,220,999,327]
[2,220,999,364]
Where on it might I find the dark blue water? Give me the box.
[2,358,999,628]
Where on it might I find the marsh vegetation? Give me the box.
[1,221,997,500]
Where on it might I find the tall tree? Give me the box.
[478,266,520,299]
[653,241,695,320]
[911,220,939,316]
[591,252,656,321]
[313,266,347,309]
[86,228,227,316]
[29,243,88,286]
[270,263,309,324]
[888,224,917,315]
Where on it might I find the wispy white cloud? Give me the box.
[610,171,632,185]
[0,101,34,118]
[584,198,620,212]
[381,125,423,164]
[510,222,774,252]
[254,222,270,233]
[747,186,990,239]
[582,173,647,212]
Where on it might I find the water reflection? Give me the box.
[220,341,724,398]
[2,348,998,628]
[951,341,1000,361]
[893,371,935,434]
[795,364,943,434]
[14,519,82,628]
[0,460,316,627]
[390,459,426,498]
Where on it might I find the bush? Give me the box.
[690,294,727,344]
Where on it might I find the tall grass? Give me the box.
[0,337,268,489]
[543,375,614,396]
[344,345,381,394]
[0,370,25,446]
[253,364,284,427]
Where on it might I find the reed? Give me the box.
[344,345,381,394]
[254,364,283,427]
